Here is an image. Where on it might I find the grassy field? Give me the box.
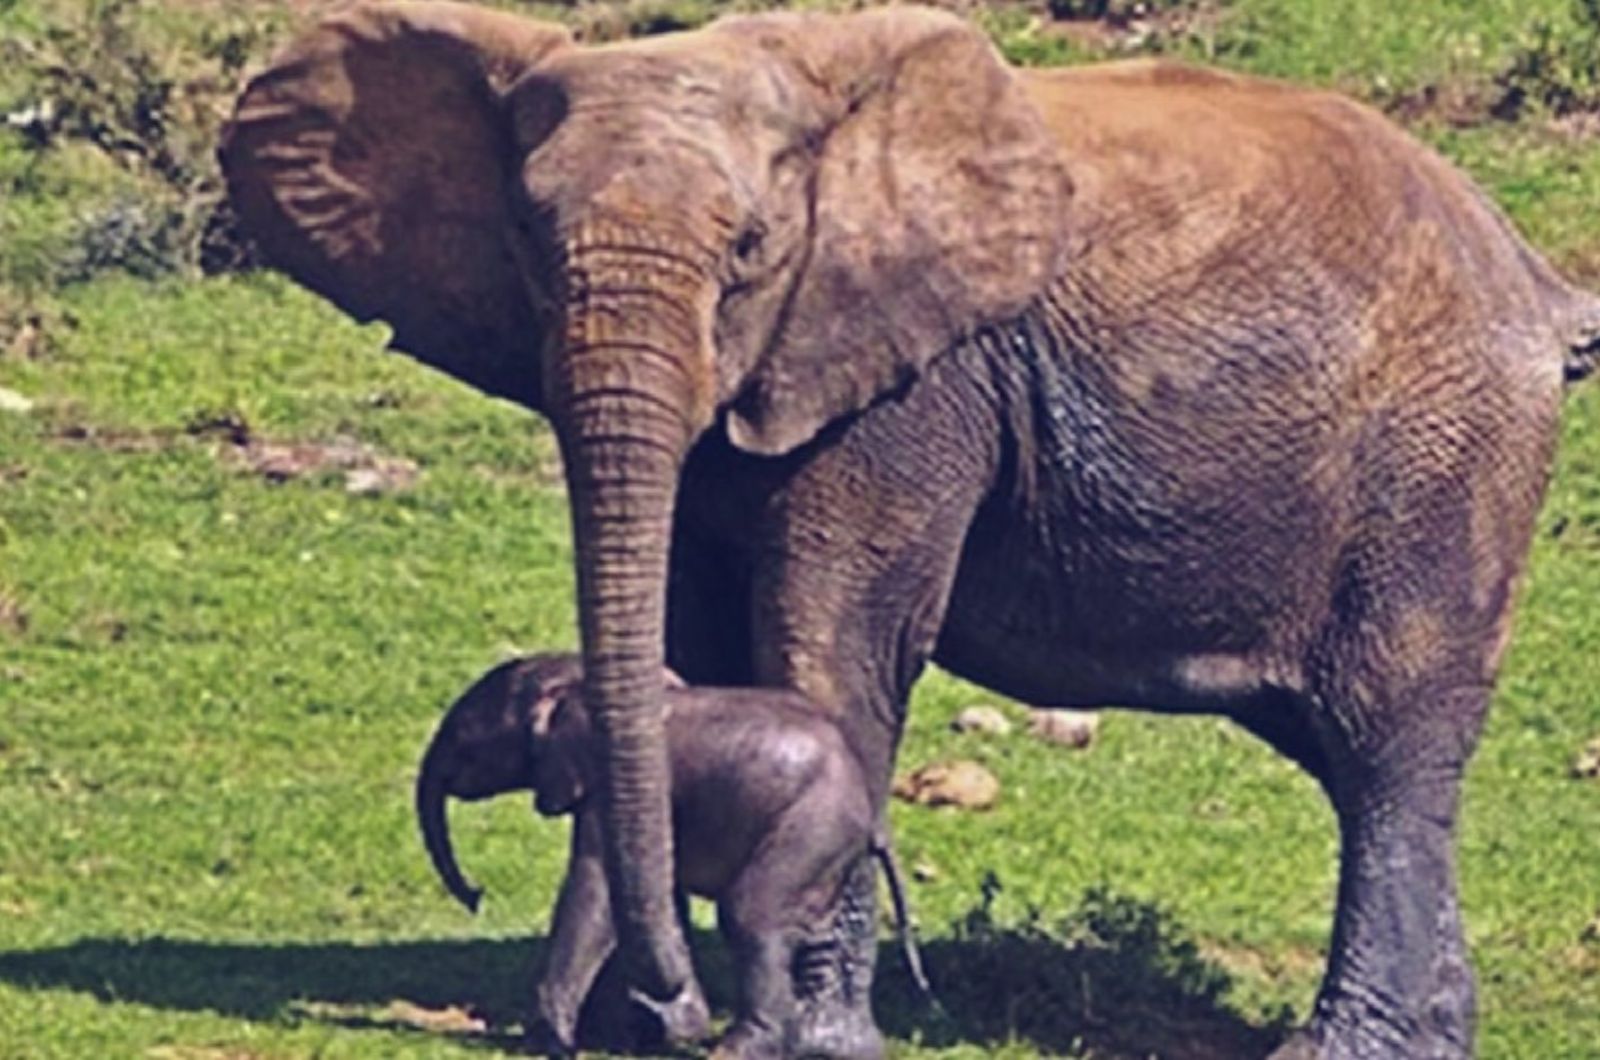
[2,1,1599,1057]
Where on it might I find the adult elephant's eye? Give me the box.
[732,222,765,265]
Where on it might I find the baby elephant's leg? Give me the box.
[534,810,711,1056]
[530,810,616,1056]
[714,827,865,1060]
[715,874,802,1058]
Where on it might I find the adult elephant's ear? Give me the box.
[219,2,572,407]
[717,7,1073,456]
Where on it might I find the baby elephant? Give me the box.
[415,654,929,1060]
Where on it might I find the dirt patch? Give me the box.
[182,410,418,492]
[1380,79,1505,129]
[0,592,28,637]
[1548,111,1600,140]
[219,435,419,494]
[54,413,420,494]
[293,998,491,1037]
[55,423,171,453]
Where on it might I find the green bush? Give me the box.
[1496,0,1600,118]
[0,0,274,286]
[1046,0,1195,24]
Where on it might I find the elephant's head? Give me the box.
[415,654,586,912]
[223,0,1070,997]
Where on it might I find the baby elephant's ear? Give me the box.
[533,698,593,817]
[219,2,572,405]
[528,692,561,737]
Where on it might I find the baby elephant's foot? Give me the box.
[710,1022,788,1060]
[629,981,713,1048]
[523,1015,576,1059]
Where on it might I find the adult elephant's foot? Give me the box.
[1264,1005,1473,1060]
[630,980,713,1049]
[791,855,886,1060]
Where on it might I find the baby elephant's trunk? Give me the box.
[416,745,483,914]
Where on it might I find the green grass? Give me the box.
[3,1,1600,1058]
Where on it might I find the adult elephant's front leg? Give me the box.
[736,358,1003,1058]
[767,575,958,1060]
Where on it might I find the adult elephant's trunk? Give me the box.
[551,223,714,1000]
[415,747,483,914]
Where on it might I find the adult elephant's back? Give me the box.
[926,58,1594,721]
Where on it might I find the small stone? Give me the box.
[1027,709,1100,750]
[911,858,941,882]
[951,705,1013,737]
[0,387,34,413]
[893,759,1000,811]
[1571,736,1600,779]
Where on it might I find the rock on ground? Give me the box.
[1572,736,1600,779]
[1027,709,1100,750]
[893,759,1000,811]
[950,705,1013,736]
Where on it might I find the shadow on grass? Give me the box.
[0,885,1293,1058]
[874,881,1296,1060]
[0,932,550,1045]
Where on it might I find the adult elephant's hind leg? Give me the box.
[1272,660,1488,1060]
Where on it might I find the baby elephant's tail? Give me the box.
[871,837,935,1004]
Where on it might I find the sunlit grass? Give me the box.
[2,1,1599,1057]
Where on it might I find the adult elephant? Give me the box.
[221,3,1597,1057]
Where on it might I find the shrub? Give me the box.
[0,0,276,284]
[1046,0,1196,24]
[1495,0,1600,118]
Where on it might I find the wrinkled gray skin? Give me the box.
[226,6,1600,1057]
[416,654,928,1059]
